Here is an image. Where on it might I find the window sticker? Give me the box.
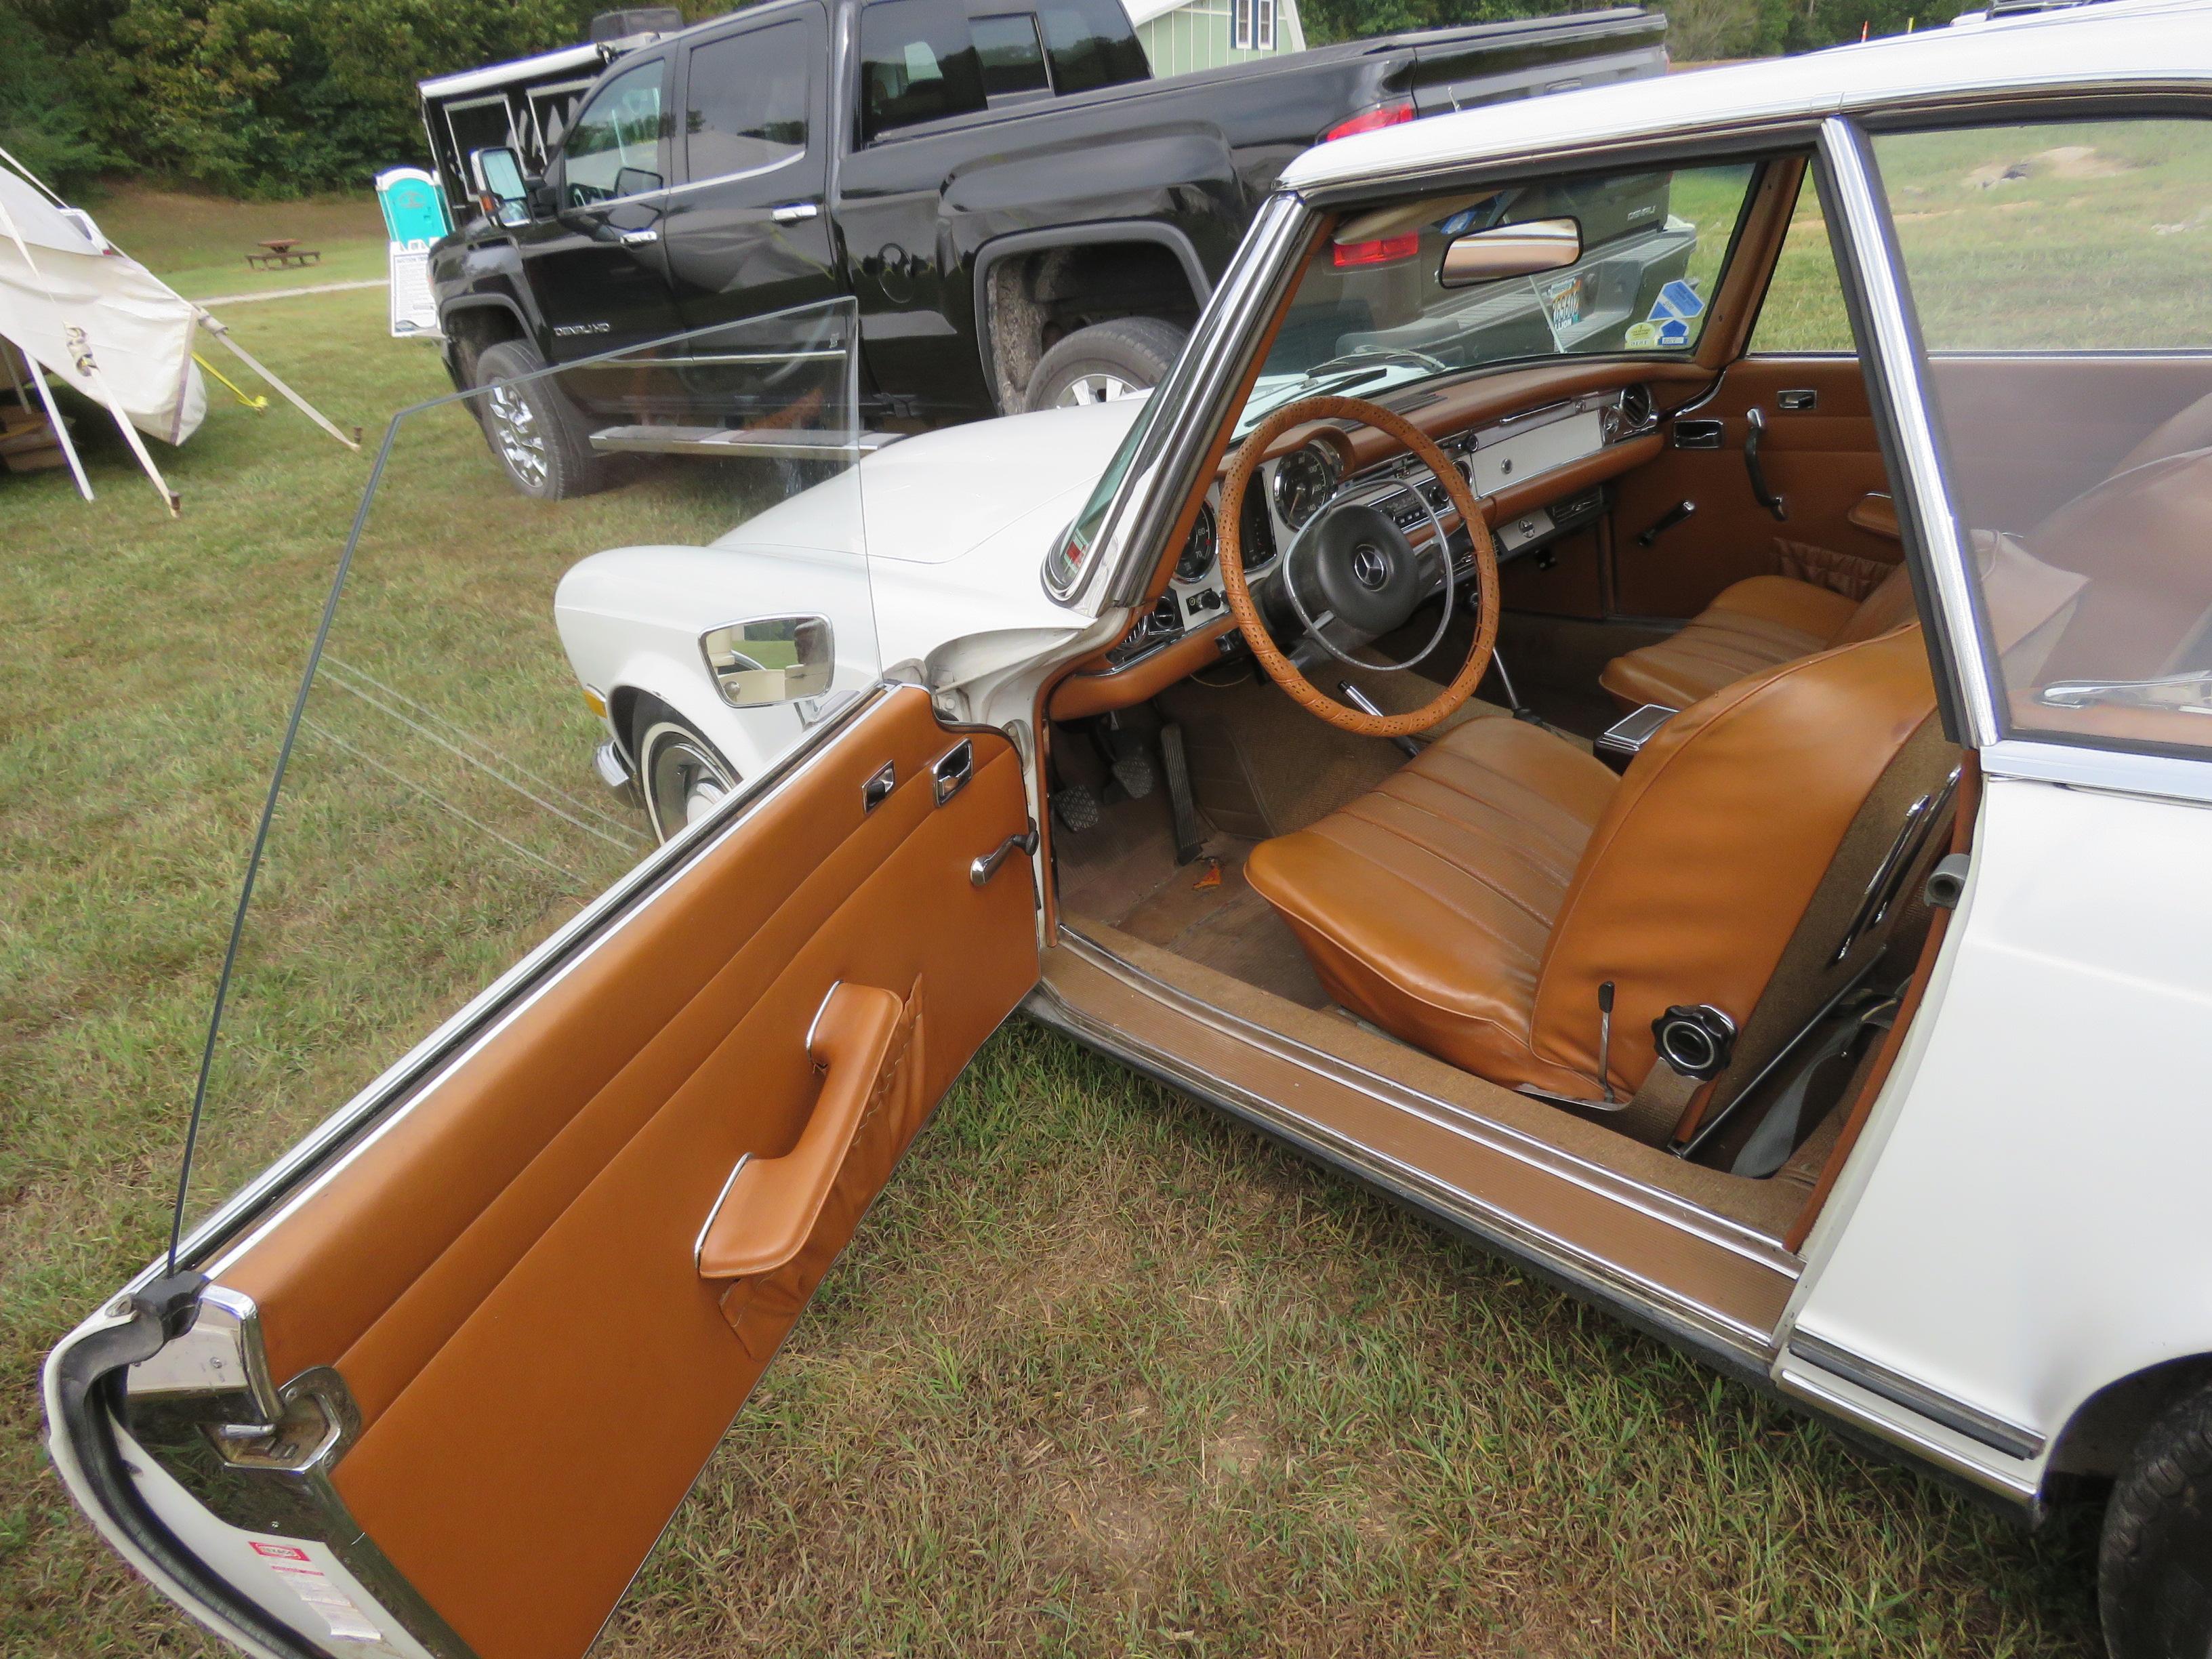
[249,1540,386,1644]
[1641,277,1704,348]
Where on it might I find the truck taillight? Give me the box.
[1322,100,1416,143]
[1332,234,1418,268]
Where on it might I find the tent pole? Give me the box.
[194,312,361,451]
[25,356,94,502]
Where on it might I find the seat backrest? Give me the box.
[1831,561,1917,648]
[1525,624,1937,1093]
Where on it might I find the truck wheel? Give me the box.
[473,340,613,501]
[1025,319,1188,411]
[635,714,737,843]
[2100,1377,2212,1659]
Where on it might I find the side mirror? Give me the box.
[1438,217,1581,287]
[472,146,534,226]
[699,616,835,708]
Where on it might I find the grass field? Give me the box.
[0,190,2116,1656]
[84,186,391,300]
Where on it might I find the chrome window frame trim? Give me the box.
[1982,737,2212,807]
[1816,114,2003,747]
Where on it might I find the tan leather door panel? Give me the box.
[208,687,1037,1659]
[1612,357,1899,619]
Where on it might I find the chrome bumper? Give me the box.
[593,740,642,809]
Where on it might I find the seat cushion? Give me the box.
[1599,575,1859,710]
[1243,716,1618,1096]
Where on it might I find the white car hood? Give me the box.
[712,396,1145,568]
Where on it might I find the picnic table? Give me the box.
[244,239,322,271]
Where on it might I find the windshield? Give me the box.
[1235,161,1759,438]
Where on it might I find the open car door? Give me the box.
[45,306,1042,1659]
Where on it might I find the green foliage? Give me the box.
[9,0,1974,201]
[1299,0,1967,58]
[0,5,113,191]
[7,0,614,197]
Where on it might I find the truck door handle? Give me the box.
[617,228,660,247]
[771,201,820,224]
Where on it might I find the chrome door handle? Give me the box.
[970,826,1038,886]
[771,201,820,224]
[932,740,972,805]
[618,227,660,247]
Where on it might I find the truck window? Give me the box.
[684,22,811,180]
[563,58,667,205]
[859,0,987,140]
[972,14,1050,98]
[1036,0,1149,94]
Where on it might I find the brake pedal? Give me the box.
[1054,783,1101,834]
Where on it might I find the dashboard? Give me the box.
[1107,382,1660,670]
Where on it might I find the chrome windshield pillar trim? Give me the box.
[1049,192,1311,615]
[1816,115,2002,749]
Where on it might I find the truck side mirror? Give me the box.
[1439,217,1581,287]
[699,616,836,708]
[471,146,535,226]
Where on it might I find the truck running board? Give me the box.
[588,425,906,462]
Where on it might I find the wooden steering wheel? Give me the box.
[1218,394,1500,739]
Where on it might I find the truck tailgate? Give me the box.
[1406,9,1668,115]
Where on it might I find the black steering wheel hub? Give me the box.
[1291,501,1422,636]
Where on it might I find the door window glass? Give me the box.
[1752,171,1853,353]
[564,58,667,205]
[165,304,881,1247]
[1872,117,2212,759]
[1037,0,1149,94]
[684,23,811,180]
[972,13,1051,97]
[859,0,987,140]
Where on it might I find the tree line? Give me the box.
[1,0,1962,199]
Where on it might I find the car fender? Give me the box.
[554,545,865,782]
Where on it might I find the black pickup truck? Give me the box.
[431,0,1669,495]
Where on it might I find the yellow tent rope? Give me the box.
[192,350,268,411]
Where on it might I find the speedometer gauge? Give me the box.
[1273,441,1342,531]
[1176,500,1218,582]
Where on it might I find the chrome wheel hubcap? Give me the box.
[486,381,550,489]
[644,731,733,842]
[1056,371,1137,407]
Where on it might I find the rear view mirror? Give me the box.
[701,615,834,708]
[472,146,532,226]
[1439,217,1581,287]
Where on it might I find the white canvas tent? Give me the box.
[0,146,356,514]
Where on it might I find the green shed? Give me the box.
[1124,0,1308,77]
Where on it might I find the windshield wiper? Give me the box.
[2038,670,2212,714]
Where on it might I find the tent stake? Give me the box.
[194,312,361,451]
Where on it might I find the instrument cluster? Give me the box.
[1118,384,1656,668]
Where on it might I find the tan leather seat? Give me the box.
[1599,565,1915,712]
[1247,624,1936,1103]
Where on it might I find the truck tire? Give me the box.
[472,339,613,500]
[1025,319,1188,411]
[2100,1377,2212,1659]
